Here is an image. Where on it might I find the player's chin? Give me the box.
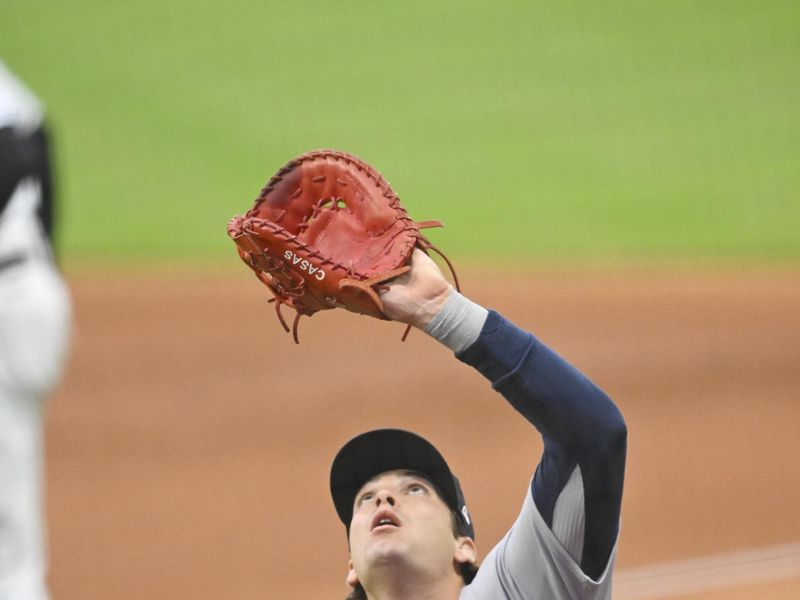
[363,535,411,563]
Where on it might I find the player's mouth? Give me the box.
[371,509,401,532]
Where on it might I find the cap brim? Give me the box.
[330,429,460,530]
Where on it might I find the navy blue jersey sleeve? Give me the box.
[456,310,627,580]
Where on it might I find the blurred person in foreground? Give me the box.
[0,59,72,599]
[329,249,627,599]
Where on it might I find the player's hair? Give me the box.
[344,509,479,600]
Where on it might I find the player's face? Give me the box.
[346,470,475,589]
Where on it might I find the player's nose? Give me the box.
[375,490,396,507]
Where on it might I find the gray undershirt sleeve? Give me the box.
[551,466,586,565]
[423,289,489,353]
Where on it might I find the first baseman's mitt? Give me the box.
[227,149,459,343]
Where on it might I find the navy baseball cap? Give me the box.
[330,429,474,539]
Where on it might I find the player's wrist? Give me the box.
[412,284,454,329]
[423,289,488,353]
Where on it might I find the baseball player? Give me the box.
[329,249,627,599]
[0,59,72,599]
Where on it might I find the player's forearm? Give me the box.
[427,299,625,453]
[423,289,488,353]
[491,317,624,452]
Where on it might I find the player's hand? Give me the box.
[380,248,453,329]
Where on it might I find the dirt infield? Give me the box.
[44,266,800,599]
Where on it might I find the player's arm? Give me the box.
[382,250,627,581]
[457,307,626,581]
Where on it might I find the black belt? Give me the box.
[0,252,26,272]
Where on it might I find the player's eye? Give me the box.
[408,483,427,495]
[357,492,374,505]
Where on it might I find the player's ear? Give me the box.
[346,559,360,588]
[454,535,477,565]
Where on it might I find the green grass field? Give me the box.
[2,1,798,267]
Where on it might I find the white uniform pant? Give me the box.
[0,256,71,600]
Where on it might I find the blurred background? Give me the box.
[3,0,798,267]
[2,1,798,598]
